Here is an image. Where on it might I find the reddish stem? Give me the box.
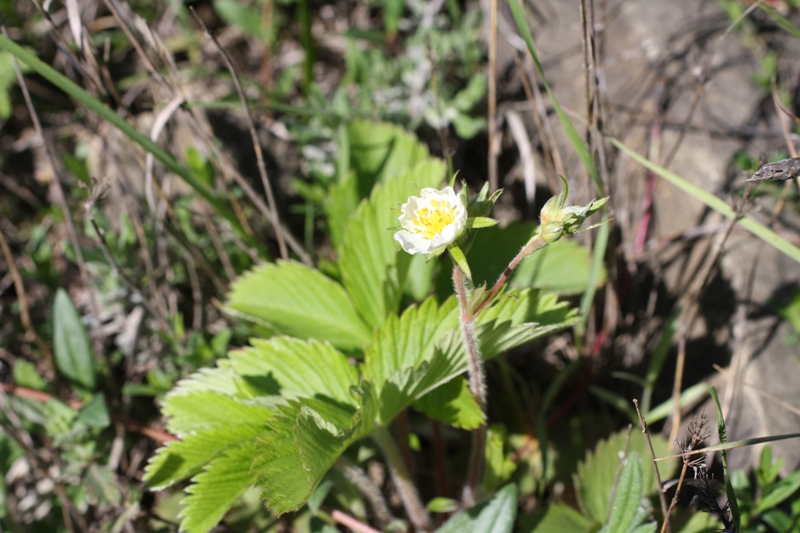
[2,383,177,443]
[474,236,550,316]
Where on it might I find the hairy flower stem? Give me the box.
[474,236,550,316]
[373,428,431,532]
[453,265,487,507]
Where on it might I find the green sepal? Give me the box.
[468,182,503,218]
[466,217,499,229]
[449,170,460,188]
[448,245,472,279]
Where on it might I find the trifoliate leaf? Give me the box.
[227,261,371,351]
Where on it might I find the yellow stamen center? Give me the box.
[412,199,456,239]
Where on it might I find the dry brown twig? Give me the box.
[0,228,54,373]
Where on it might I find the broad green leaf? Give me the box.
[327,171,359,250]
[52,288,96,390]
[144,424,263,490]
[413,377,485,429]
[466,222,603,294]
[377,290,575,425]
[252,385,378,514]
[575,430,674,525]
[179,442,257,533]
[600,452,654,533]
[362,296,458,394]
[327,121,430,249]
[436,483,518,533]
[161,391,272,436]
[167,363,242,398]
[339,158,446,328]
[514,239,605,294]
[347,119,430,192]
[527,503,595,533]
[227,261,371,351]
[230,337,359,406]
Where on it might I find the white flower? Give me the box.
[394,186,467,255]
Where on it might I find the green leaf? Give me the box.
[347,119,431,193]
[52,288,96,390]
[227,261,371,351]
[527,503,595,533]
[601,452,654,533]
[427,497,459,513]
[362,296,458,395]
[167,364,242,399]
[436,483,518,533]
[376,290,575,425]
[85,464,122,507]
[338,158,446,328]
[449,246,472,279]
[179,442,257,533]
[76,393,110,428]
[213,0,266,39]
[327,121,430,249]
[252,385,378,514]
[230,337,359,406]
[144,424,264,490]
[466,222,603,294]
[514,239,605,295]
[13,360,49,391]
[575,430,674,525]
[465,217,498,229]
[413,377,485,429]
[161,391,273,436]
[483,425,516,493]
[327,171,359,250]
[755,468,800,514]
